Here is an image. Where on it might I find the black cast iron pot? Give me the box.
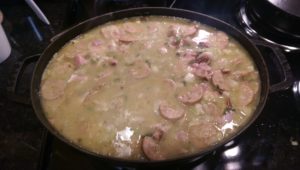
[29,7,293,168]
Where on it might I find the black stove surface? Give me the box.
[0,0,300,170]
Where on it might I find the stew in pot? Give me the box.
[40,16,260,160]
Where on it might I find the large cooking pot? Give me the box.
[30,7,293,167]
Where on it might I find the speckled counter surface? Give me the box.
[0,1,68,169]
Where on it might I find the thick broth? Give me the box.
[40,16,260,160]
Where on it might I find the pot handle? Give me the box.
[252,40,294,93]
[6,54,40,105]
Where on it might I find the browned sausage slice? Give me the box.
[142,136,165,160]
[147,24,158,33]
[212,70,229,90]
[74,54,87,69]
[168,25,198,37]
[176,130,189,142]
[192,62,213,80]
[159,102,185,120]
[181,50,198,59]
[101,25,121,40]
[123,22,139,33]
[178,85,204,104]
[41,79,66,100]
[91,40,102,47]
[130,60,151,79]
[168,25,181,37]
[152,128,164,141]
[189,123,220,149]
[118,34,137,43]
[195,51,212,64]
[202,102,223,117]
[182,25,198,37]
[238,84,254,106]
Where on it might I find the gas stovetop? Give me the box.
[0,0,299,170]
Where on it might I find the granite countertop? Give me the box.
[0,1,68,169]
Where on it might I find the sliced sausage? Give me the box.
[123,22,139,33]
[168,24,197,37]
[202,102,223,117]
[159,102,185,120]
[101,25,138,43]
[168,25,181,37]
[182,50,198,59]
[91,40,102,47]
[192,62,213,80]
[118,34,138,43]
[107,40,118,51]
[182,37,198,46]
[130,60,151,79]
[152,128,164,141]
[152,123,171,133]
[142,136,165,160]
[167,36,181,48]
[189,123,220,149]
[212,70,229,90]
[147,24,158,33]
[41,79,66,100]
[74,54,87,68]
[176,130,189,142]
[101,25,121,40]
[238,84,254,107]
[178,85,204,104]
[182,25,198,37]
[177,50,197,69]
[195,51,212,64]
[203,89,220,102]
